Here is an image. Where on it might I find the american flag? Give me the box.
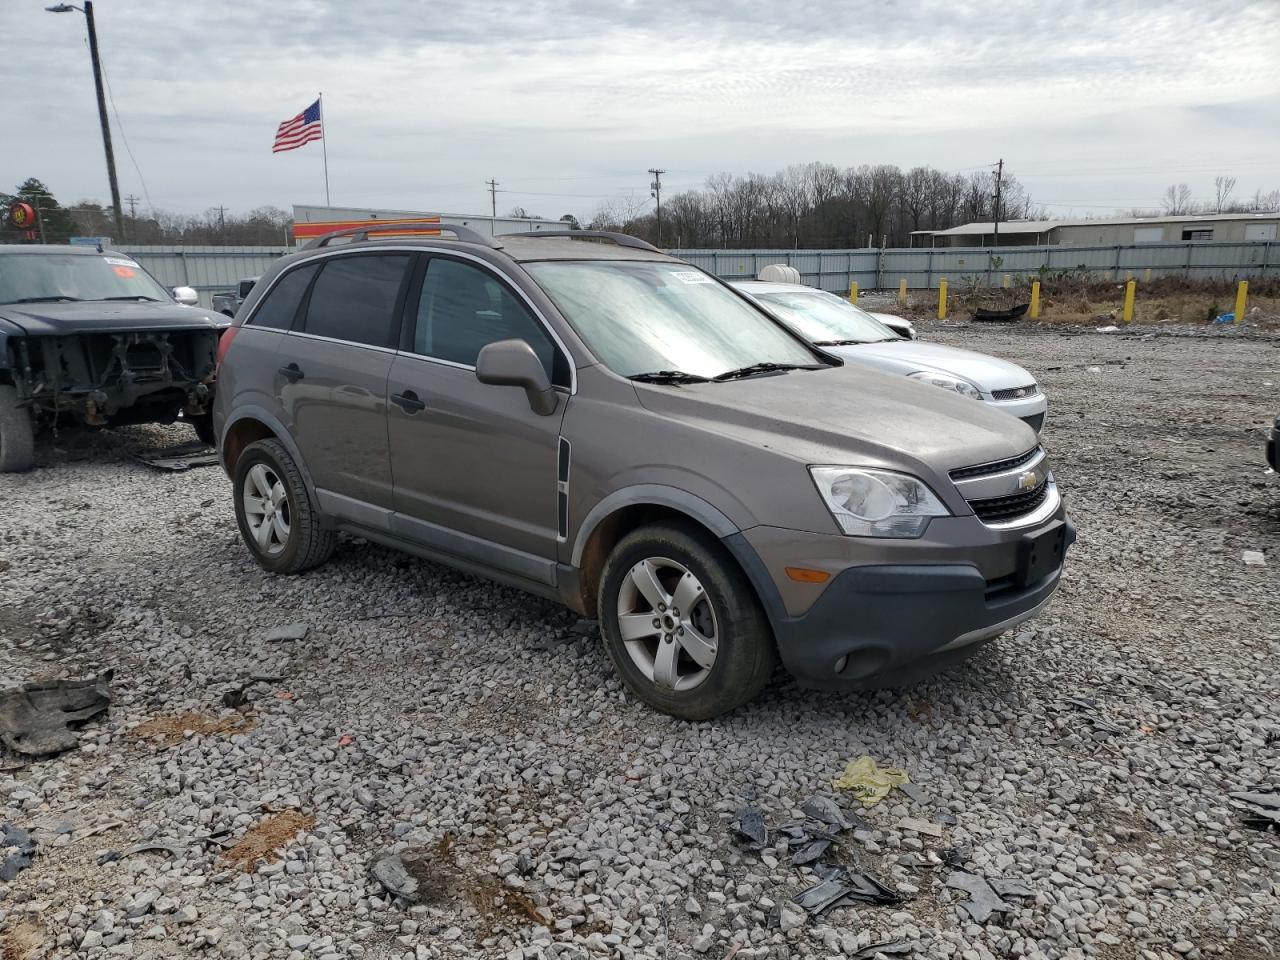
[273,99,323,153]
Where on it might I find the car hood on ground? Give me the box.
[826,339,1035,392]
[633,361,1037,475]
[0,301,222,336]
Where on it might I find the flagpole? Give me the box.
[318,91,330,206]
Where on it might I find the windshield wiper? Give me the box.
[6,296,82,304]
[712,362,815,381]
[812,339,866,347]
[628,370,712,385]
[102,295,161,302]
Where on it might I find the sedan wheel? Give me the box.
[617,557,719,691]
[242,463,291,556]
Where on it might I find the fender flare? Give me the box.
[569,484,741,568]
[221,404,318,500]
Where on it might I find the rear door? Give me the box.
[386,254,571,582]
[277,252,412,520]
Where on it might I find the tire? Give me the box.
[232,438,335,574]
[0,384,35,473]
[189,411,215,447]
[598,521,776,720]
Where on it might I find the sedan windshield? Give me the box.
[525,261,822,379]
[755,291,898,344]
[0,252,172,305]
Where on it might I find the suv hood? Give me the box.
[0,300,222,336]
[633,361,1037,475]
[827,340,1035,392]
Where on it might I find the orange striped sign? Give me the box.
[292,215,443,241]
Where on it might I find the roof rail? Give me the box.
[495,229,661,252]
[305,223,502,250]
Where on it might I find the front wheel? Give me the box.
[598,522,775,720]
[232,438,335,574]
[0,384,35,473]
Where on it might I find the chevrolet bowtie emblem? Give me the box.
[1018,471,1038,491]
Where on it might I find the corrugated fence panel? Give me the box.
[118,241,1274,307]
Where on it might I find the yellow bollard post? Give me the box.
[1030,280,1041,320]
[1103,270,1112,281]
[1122,279,1136,324]
[1002,273,1010,289]
[848,281,858,302]
[1234,280,1248,324]
[1143,268,1152,283]
[937,279,948,320]
[898,278,907,306]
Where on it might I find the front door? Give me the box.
[277,252,412,516]
[387,255,570,581]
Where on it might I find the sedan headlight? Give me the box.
[810,466,950,538]
[909,370,982,400]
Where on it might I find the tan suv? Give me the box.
[213,227,1073,719]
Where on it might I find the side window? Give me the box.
[413,258,566,385]
[300,254,410,348]
[247,264,318,330]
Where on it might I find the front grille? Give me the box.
[1020,413,1045,433]
[969,480,1050,523]
[949,446,1042,481]
[991,384,1039,401]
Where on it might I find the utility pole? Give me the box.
[218,205,226,239]
[486,179,499,219]
[45,2,124,242]
[648,168,665,245]
[124,194,139,219]
[991,158,1004,248]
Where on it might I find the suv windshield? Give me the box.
[525,261,821,379]
[755,291,898,344]
[0,252,172,305]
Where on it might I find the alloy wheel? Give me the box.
[242,463,291,557]
[616,556,719,691]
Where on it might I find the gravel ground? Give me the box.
[2,325,1278,960]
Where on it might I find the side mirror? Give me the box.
[172,286,199,306]
[475,339,559,416]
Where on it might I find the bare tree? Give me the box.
[1213,176,1237,214]
[1162,183,1195,216]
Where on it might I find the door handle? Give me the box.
[391,390,426,413]
[278,363,304,383]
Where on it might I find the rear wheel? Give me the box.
[0,384,35,473]
[598,522,775,720]
[233,438,335,574]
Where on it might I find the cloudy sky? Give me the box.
[3,0,1279,222]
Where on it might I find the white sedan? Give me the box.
[732,280,1047,433]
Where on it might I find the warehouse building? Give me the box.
[913,213,1280,247]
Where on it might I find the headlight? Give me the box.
[810,466,950,538]
[909,370,982,400]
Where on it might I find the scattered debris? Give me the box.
[832,756,910,807]
[788,838,832,865]
[1230,787,1280,830]
[1243,550,1267,567]
[221,674,285,709]
[0,673,112,756]
[129,712,255,747]
[988,878,1036,899]
[1212,311,1236,325]
[896,817,944,838]
[134,441,219,472]
[1086,366,1102,373]
[733,806,768,848]
[793,869,902,916]
[120,841,185,860]
[898,783,929,806]
[945,870,1018,922]
[1095,325,1120,333]
[939,846,970,871]
[266,622,310,643]
[1,823,37,881]
[1060,697,1125,736]
[369,851,420,903]
[221,810,315,871]
[802,794,860,830]
[850,940,912,959]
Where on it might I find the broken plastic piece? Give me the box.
[0,672,112,756]
[267,622,310,643]
[789,838,832,866]
[1,823,37,881]
[945,870,1013,922]
[988,878,1035,899]
[802,795,856,830]
[793,878,854,914]
[793,870,901,915]
[734,806,768,848]
[134,441,219,472]
[370,851,420,902]
[850,941,911,959]
[121,842,185,860]
[832,756,909,807]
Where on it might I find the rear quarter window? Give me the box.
[300,254,410,348]
[247,264,319,330]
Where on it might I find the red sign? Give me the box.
[7,202,35,230]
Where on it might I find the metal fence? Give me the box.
[669,240,1277,293]
[123,239,1277,308]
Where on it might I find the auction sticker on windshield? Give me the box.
[104,257,140,268]
[670,271,713,284]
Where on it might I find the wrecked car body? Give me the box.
[0,245,226,471]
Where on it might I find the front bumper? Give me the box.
[982,392,1048,434]
[726,511,1074,691]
